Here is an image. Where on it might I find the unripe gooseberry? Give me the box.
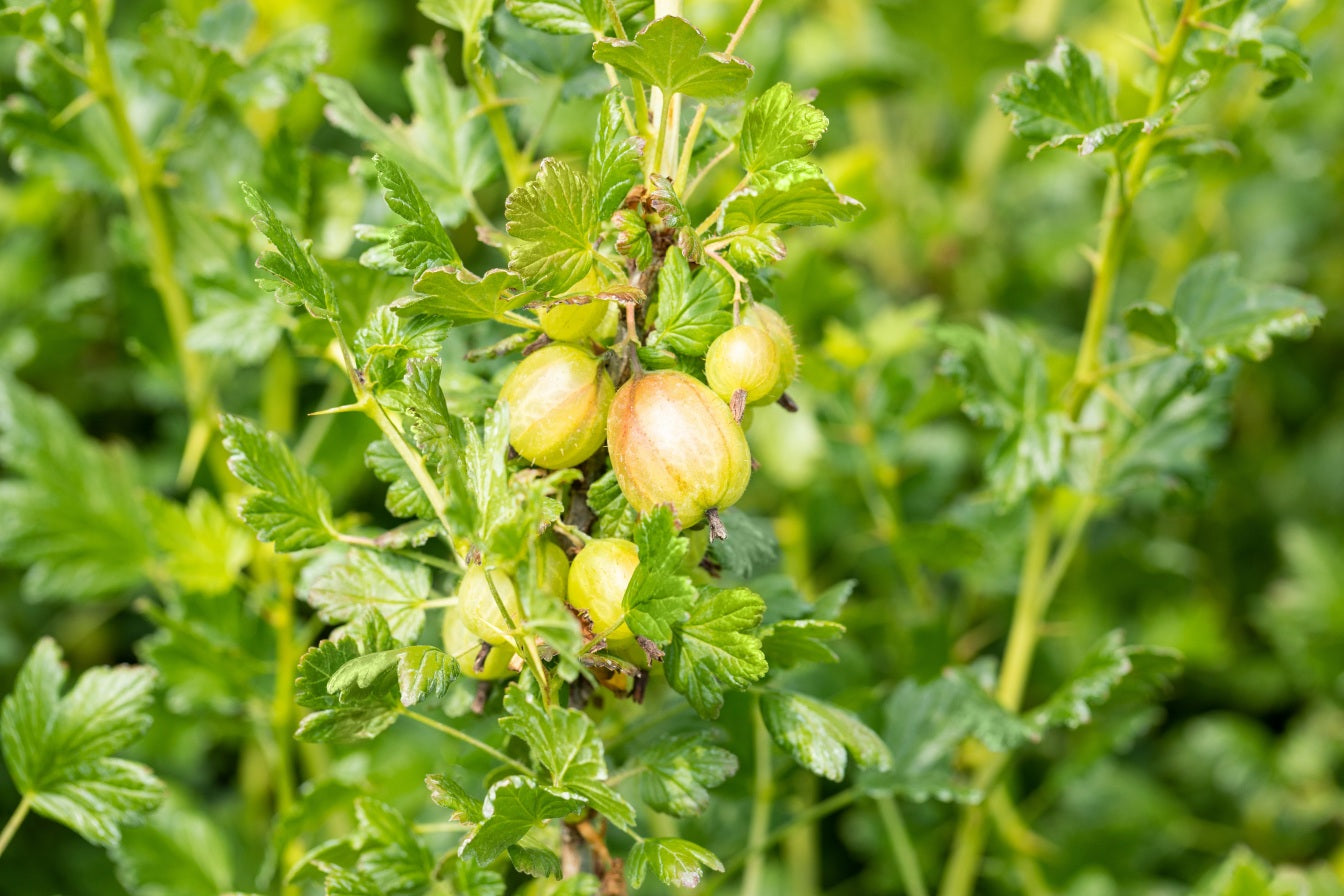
[536,540,569,601]
[457,566,522,646]
[499,344,614,469]
[443,610,516,680]
[606,370,751,535]
[538,272,607,341]
[567,538,640,643]
[706,325,781,420]
[741,303,799,405]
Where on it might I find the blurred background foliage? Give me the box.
[1,0,1341,893]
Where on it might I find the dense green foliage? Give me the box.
[1,0,1340,894]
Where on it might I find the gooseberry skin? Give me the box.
[457,566,523,646]
[537,541,569,601]
[567,538,640,643]
[606,370,752,526]
[741,303,799,405]
[443,610,516,680]
[537,271,607,342]
[706,325,781,406]
[539,301,607,342]
[499,344,614,469]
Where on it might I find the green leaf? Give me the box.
[294,623,401,743]
[365,439,436,520]
[938,315,1066,506]
[316,47,493,224]
[862,666,1035,803]
[505,158,600,294]
[740,82,830,174]
[723,162,862,229]
[498,686,635,827]
[347,798,435,891]
[426,773,485,824]
[1123,302,1181,348]
[460,776,585,865]
[305,549,433,642]
[1030,632,1182,733]
[240,182,339,320]
[587,470,640,539]
[648,245,732,356]
[137,592,273,715]
[592,16,753,101]
[0,374,153,601]
[588,90,644,221]
[636,733,738,818]
[419,0,494,33]
[760,691,891,782]
[612,208,654,269]
[1,638,164,847]
[665,587,768,719]
[371,154,461,274]
[760,620,845,668]
[706,507,779,577]
[147,491,254,596]
[995,37,1175,158]
[1168,253,1325,371]
[648,174,704,262]
[1084,356,1231,500]
[508,0,649,35]
[622,506,697,643]
[1190,2,1312,97]
[393,266,528,324]
[1255,525,1344,697]
[220,414,336,551]
[327,646,459,707]
[225,25,328,109]
[112,797,233,896]
[626,837,723,889]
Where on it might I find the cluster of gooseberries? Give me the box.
[445,270,798,703]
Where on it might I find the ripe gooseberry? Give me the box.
[499,343,614,469]
[606,369,751,538]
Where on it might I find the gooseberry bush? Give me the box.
[0,0,1333,894]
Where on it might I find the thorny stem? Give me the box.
[740,697,774,896]
[80,0,227,488]
[1069,0,1200,414]
[0,794,32,860]
[696,175,750,234]
[940,7,1202,894]
[726,0,764,54]
[605,0,651,140]
[674,103,709,190]
[400,708,533,774]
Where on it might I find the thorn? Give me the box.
[777,392,798,412]
[705,507,727,541]
[473,641,492,674]
[730,388,747,421]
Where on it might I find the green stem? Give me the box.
[463,33,525,190]
[0,795,32,859]
[400,708,533,773]
[1069,0,1199,414]
[875,796,928,896]
[740,697,774,896]
[267,558,299,894]
[80,0,226,488]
